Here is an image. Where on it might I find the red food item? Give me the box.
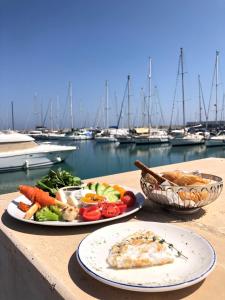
[101,203,120,218]
[18,201,30,212]
[19,185,56,207]
[121,191,136,207]
[82,206,102,221]
[115,202,127,214]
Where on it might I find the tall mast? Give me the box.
[11,101,15,130]
[68,81,74,130]
[50,98,53,131]
[105,80,108,128]
[180,48,186,128]
[127,75,131,128]
[221,93,225,122]
[215,50,219,123]
[198,74,202,123]
[148,57,152,130]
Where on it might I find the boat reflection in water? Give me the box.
[0,167,52,195]
[168,145,207,164]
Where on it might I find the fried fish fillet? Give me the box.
[107,231,175,269]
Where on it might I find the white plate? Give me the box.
[7,187,144,226]
[76,221,216,292]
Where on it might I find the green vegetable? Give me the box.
[49,205,62,219]
[36,169,82,196]
[34,207,59,221]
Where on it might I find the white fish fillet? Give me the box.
[107,230,175,269]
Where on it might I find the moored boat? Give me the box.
[205,131,225,147]
[0,131,76,172]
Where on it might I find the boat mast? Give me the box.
[68,81,74,130]
[148,57,152,131]
[180,48,186,129]
[105,80,108,128]
[11,101,15,130]
[215,50,219,123]
[127,75,131,128]
[221,93,225,122]
[198,75,202,123]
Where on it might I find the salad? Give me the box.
[17,182,137,222]
[36,169,82,197]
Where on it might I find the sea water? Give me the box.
[0,140,225,194]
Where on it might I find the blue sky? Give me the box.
[1,0,225,129]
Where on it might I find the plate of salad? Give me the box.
[7,178,145,226]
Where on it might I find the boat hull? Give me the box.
[170,138,205,146]
[205,138,225,147]
[95,137,117,143]
[135,137,169,144]
[0,148,75,172]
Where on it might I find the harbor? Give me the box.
[2,1,225,299]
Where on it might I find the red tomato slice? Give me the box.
[121,191,136,207]
[116,202,127,214]
[101,203,120,218]
[82,206,102,221]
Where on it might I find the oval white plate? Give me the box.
[7,187,144,226]
[76,221,216,292]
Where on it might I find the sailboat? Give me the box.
[134,57,169,144]
[95,81,118,143]
[205,51,225,146]
[170,48,205,146]
[116,75,135,144]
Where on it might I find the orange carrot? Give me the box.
[18,201,30,212]
[18,185,66,207]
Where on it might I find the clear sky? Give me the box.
[1,0,225,130]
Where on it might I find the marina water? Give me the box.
[0,140,225,194]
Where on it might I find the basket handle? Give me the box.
[134,160,177,186]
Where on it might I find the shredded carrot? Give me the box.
[18,201,30,212]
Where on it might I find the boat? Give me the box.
[115,75,135,144]
[135,129,169,144]
[205,130,225,147]
[95,129,118,143]
[170,48,205,146]
[170,130,205,146]
[0,131,76,172]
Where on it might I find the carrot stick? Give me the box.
[19,185,67,208]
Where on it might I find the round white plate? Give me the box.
[76,221,216,292]
[7,187,144,226]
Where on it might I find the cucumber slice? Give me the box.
[96,184,107,195]
[111,190,121,198]
[95,183,99,193]
[90,183,97,191]
[107,193,119,202]
[103,186,114,195]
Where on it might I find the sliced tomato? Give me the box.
[82,206,102,221]
[116,202,127,214]
[79,207,85,216]
[18,201,30,212]
[121,191,136,207]
[101,203,120,218]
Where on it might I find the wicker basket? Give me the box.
[140,173,223,213]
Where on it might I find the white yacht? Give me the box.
[115,128,135,144]
[0,131,76,172]
[169,130,205,146]
[205,131,225,147]
[95,129,118,143]
[134,129,169,144]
